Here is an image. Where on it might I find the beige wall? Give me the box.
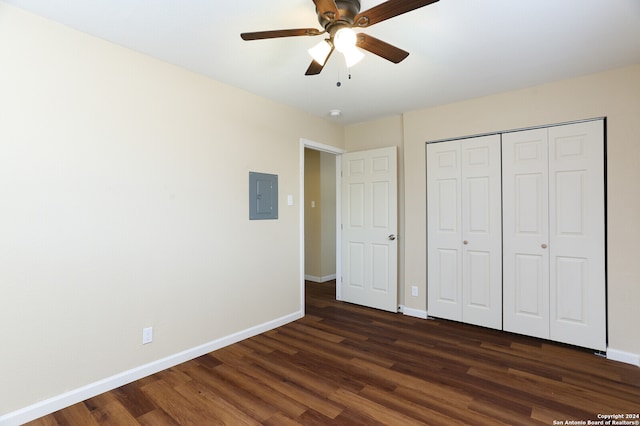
[401,65,640,355]
[319,151,337,279]
[0,4,343,416]
[304,149,322,277]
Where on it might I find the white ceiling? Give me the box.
[4,0,640,124]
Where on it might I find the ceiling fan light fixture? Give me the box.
[308,39,332,66]
[333,28,357,53]
[343,46,365,68]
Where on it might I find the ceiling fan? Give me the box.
[240,0,439,75]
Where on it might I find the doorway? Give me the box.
[299,139,344,312]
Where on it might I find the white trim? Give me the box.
[606,347,640,367]
[299,138,345,305]
[0,311,302,426]
[402,306,428,319]
[335,154,343,301]
[305,274,337,283]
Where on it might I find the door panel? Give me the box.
[427,135,501,329]
[435,248,459,302]
[503,120,605,350]
[503,128,550,339]
[548,120,605,351]
[514,253,547,317]
[427,143,462,321]
[461,135,502,329]
[341,147,398,312]
[347,242,365,288]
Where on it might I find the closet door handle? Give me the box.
[541,243,548,249]
[463,240,469,245]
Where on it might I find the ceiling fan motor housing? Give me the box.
[317,0,361,29]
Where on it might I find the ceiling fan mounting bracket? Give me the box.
[317,0,361,29]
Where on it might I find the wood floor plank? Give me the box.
[250,332,299,355]
[174,380,261,426]
[23,414,61,426]
[328,388,425,426]
[242,350,342,397]
[141,379,219,425]
[183,364,278,422]
[211,363,309,419]
[53,402,100,426]
[135,408,179,426]
[231,361,344,419]
[359,385,472,426]
[89,400,140,426]
[112,382,157,418]
[27,280,640,425]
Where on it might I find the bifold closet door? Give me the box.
[427,141,462,322]
[502,129,550,340]
[503,120,606,351]
[460,136,502,330]
[548,121,605,351]
[427,135,502,329]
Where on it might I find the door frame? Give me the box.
[299,138,346,312]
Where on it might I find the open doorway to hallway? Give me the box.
[303,147,337,288]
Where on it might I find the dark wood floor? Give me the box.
[28,280,639,425]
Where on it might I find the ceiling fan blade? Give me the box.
[312,0,340,21]
[354,0,439,28]
[305,47,335,75]
[241,28,323,41]
[356,34,409,63]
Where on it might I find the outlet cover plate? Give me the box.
[142,327,153,345]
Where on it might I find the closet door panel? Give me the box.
[503,129,550,339]
[461,135,502,329]
[427,142,462,321]
[548,120,606,351]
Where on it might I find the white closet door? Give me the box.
[427,142,462,321]
[427,135,502,328]
[502,128,550,339]
[548,121,606,351]
[461,135,502,329]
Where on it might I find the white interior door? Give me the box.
[427,142,462,321]
[548,120,606,351]
[502,128,550,339]
[341,147,398,312]
[461,135,502,329]
[427,136,502,328]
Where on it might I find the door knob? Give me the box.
[463,240,469,245]
[541,243,548,249]
[388,234,396,241]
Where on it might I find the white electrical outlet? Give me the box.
[142,327,153,345]
[411,286,419,297]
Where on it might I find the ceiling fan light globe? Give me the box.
[343,47,364,68]
[308,40,332,66]
[334,27,357,53]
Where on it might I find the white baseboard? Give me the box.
[401,306,428,319]
[0,311,303,426]
[305,274,336,283]
[607,347,640,367]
